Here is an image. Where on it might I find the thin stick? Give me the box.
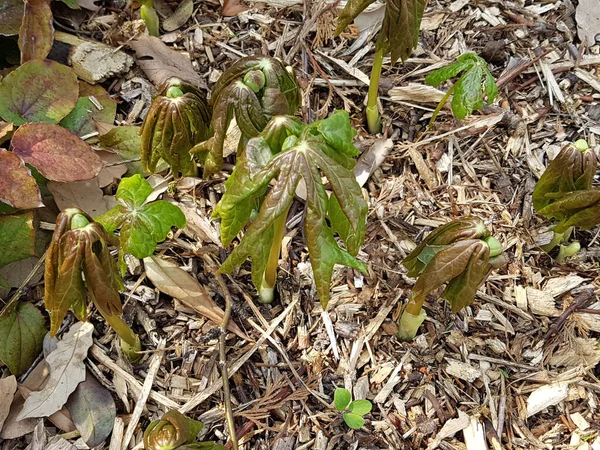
[215,274,239,450]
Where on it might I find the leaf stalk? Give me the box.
[366,49,384,134]
[260,209,289,303]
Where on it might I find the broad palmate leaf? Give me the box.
[214,111,368,308]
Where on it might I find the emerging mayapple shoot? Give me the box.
[533,140,598,260]
[191,56,301,177]
[140,78,211,178]
[213,111,368,307]
[139,0,160,36]
[45,208,140,360]
[398,217,507,341]
[143,410,226,450]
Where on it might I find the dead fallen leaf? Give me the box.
[0,257,43,289]
[0,375,17,431]
[222,0,248,16]
[576,0,600,48]
[96,150,128,188]
[18,322,94,420]
[171,200,221,245]
[129,35,205,88]
[162,0,194,31]
[47,179,117,217]
[143,256,248,339]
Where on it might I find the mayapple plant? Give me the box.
[45,208,141,360]
[191,56,301,177]
[398,217,507,341]
[143,410,226,450]
[335,0,426,133]
[533,140,597,260]
[140,78,211,178]
[213,111,368,307]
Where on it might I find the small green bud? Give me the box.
[483,236,503,257]
[574,139,589,152]
[556,241,580,263]
[70,213,90,230]
[166,86,184,99]
[243,70,266,93]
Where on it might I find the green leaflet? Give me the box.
[343,413,365,429]
[96,175,186,263]
[215,111,368,308]
[334,388,351,411]
[426,52,498,120]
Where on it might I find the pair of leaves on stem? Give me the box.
[143,409,226,450]
[336,0,426,63]
[213,111,368,308]
[425,53,498,121]
[96,174,186,271]
[403,217,506,314]
[333,388,372,430]
[193,56,301,177]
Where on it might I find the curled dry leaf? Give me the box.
[143,255,248,339]
[0,60,78,126]
[18,0,54,63]
[0,148,43,210]
[222,0,248,17]
[17,322,94,420]
[11,123,103,182]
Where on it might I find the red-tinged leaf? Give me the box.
[0,60,78,126]
[0,0,23,35]
[222,0,247,17]
[0,148,43,209]
[59,82,118,137]
[11,123,103,182]
[0,211,36,269]
[18,0,54,63]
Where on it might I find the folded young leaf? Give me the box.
[538,190,600,233]
[378,0,426,64]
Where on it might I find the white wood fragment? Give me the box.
[571,412,590,431]
[445,359,482,383]
[373,352,411,404]
[544,275,587,297]
[527,381,569,418]
[463,417,486,450]
[426,410,469,450]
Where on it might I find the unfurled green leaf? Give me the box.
[334,388,351,411]
[343,412,365,429]
[452,63,483,120]
[60,83,117,137]
[0,303,46,376]
[424,59,472,87]
[96,175,186,260]
[348,399,372,415]
[215,112,367,309]
[0,211,36,268]
[0,60,78,125]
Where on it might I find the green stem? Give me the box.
[427,83,457,129]
[366,49,384,135]
[102,312,141,361]
[260,209,289,303]
[397,293,427,341]
[540,230,565,253]
[556,241,581,263]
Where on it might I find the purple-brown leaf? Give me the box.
[18,0,54,63]
[0,148,43,209]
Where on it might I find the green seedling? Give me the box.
[336,0,426,133]
[213,111,368,307]
[191,56,300,177]
[139,0,160,36]
[96,174,186,273]
[333,388,372,429]
[398,217,507,341]
[425,52,498,126]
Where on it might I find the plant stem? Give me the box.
[101,312,141,361]
[366,49,384,135]
[427,83,457,129]
[260,209,289,303]
[215,274,238,450]
[540,230,565,253]
[397,294,427,341]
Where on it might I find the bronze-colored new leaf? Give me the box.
[143,410,204,450]
[538,190,600,233]
[194,56,300,177]
[140,78,211,177]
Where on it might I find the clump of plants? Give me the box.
[533,140,599,261]
[213,111,368,307]
[425,52,498,125]
[335,0,426,133]
[398,217,507,341]
[45,208,141,360]
[140,77,211,178]
[143,410,226,450]
[191,56,301,176]
[333,388,372,429]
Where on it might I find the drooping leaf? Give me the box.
[0,0,23,35]
[451,63,483,120]
[216,113,368,308]
[18,322,93,420]
[0,303,46,376]
[96,174,186,260]
[59,83,118,137]
[66,372,116,447]
[0,60,78,125]
[18,0,53,63]
[538,190,600,233]
[0,149,43,209]
[0,211,36,268]
[343,412,365,429]
[378,0,425,64]
[334,388,351,411]
[348,399,372,415]
[11,123,103,182]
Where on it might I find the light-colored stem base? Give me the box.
[397,309,427,341]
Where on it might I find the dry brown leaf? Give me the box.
[18,322,93,420]
[47,179,117,217]
[0,376,17,431]
[143,256,248,339]
[162,0,194,31]
[129,35,205,88]
[222,0,247,17]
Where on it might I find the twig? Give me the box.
[543,289,596,340]
[215,273,238,450]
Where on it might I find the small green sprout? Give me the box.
[139,0,160,37]
[425,52,498,126]
[333,388,372,430]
